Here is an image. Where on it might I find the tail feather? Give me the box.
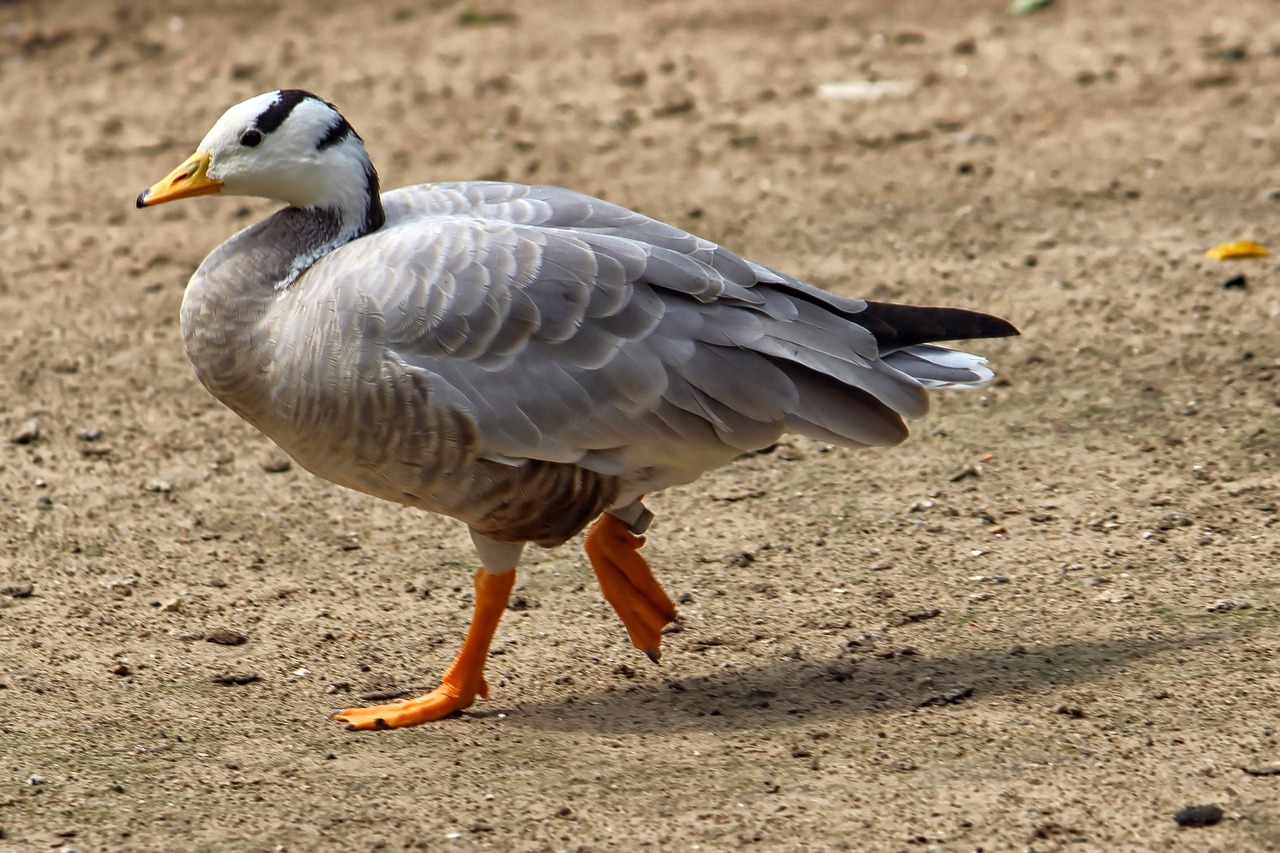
[857,301,1019,350]
[882,344,996,388]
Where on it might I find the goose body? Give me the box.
[140,90,1017,729]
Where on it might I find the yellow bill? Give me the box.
[136,151,221,208]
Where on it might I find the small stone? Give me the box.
[26,775,46,785]
[1173,804,1223,827]
[9,417,39,445]
[918,686,974,707]
[890,608,942,626]
[210,673,261,686]
[111,663,131,676]
[144,479,172,494]
[1209,45,1248,62]
[1222,274,1248,290]
[206,629,247,646]
[261,457,292,473]
[1242,766,1280,777]
[2,584,34,599]
[653,96,695,117]
[159,597,183,612]
[77,428,103,442]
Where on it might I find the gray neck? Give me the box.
[179,206,349,420]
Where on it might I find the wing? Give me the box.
[293,182,973,480]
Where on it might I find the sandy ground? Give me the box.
[2,0,1279,850]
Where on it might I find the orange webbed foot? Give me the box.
[330,679,486,731]
[585,512,678,661]
[331,568,514,732]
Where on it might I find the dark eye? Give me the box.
[239,129,263,148]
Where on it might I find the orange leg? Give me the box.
[331,569,515,731]
[584,513,678,662]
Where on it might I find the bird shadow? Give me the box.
[500,630,1232,735]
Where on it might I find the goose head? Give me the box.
[137,89,384,235]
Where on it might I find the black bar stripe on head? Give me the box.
[316,115,354,150]
[254,89,314,134]
[362,162,386,233]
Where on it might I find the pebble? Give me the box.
[1173,803,1223,827]
[1242,766,1280,777]
[917,685,974,707]
[206,629,247,646]
[9,417,39,444]
[890,608,942,626]
[1206,599,1248,613]
[210,673,261,686]
[2,584,34,599]
[26,774,46,785]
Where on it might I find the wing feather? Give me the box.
[289,181,999,481]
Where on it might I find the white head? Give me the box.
[138,90,384,235]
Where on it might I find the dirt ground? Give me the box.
[2,0,1278,850]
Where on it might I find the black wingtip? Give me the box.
[983,315,1021,339]
[860,302,1020,348]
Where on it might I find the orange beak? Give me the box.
[136,150,222,208]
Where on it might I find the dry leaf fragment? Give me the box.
[1205,240,1269,260]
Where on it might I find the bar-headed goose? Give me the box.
[138,90,1018,730]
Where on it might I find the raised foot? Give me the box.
[330,680,487,731]
[585,513,678,661]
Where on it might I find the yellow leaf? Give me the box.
[1205,240,1270,260]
